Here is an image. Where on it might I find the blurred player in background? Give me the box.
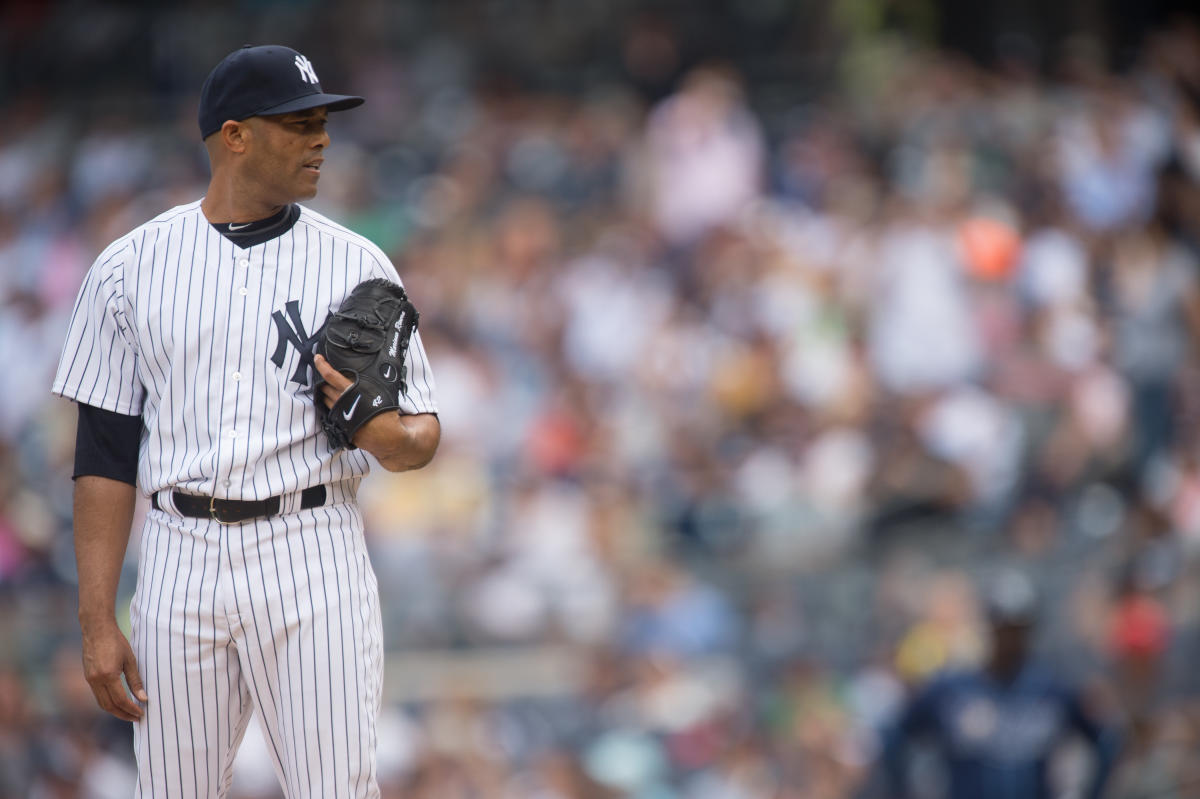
[881,571,1119,799]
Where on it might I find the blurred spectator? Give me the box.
[641,64,764,247]
[1106,222,1200,470]
[620,560,740,658]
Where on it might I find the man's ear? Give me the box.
[221,120,249,154]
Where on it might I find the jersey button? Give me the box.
[227,430,238,439]
[232,372,242,381]
[238,258,249,268]
[238,287,249,296]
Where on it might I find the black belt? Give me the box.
[152,485,328,524]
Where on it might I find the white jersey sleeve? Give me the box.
[359,244,438,417]
[397,327,438,416]
[52,238,145,415]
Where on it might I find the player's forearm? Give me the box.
[73,475,137,627]
[356,412,440,472]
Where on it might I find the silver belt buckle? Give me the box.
[209,496,236,526]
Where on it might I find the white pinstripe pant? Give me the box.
[129,496,383,798]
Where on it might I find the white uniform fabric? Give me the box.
[130,499,382,798]
[52,199,438,500]
[52,199,438,798]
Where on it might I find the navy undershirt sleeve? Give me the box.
[73,403,142,485]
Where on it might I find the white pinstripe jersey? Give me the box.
[52,199,438,500]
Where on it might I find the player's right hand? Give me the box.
[81,620,148,722]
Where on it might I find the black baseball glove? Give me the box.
[314,278,419,450]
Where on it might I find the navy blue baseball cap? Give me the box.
[198,45,364,140]
[983,569,1038,626]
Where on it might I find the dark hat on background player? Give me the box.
[983,569,1038,626]
[198,45,364,140]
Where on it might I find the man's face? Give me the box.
[990,619,1032,674]
[241,107,330,205]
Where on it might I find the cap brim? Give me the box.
[257,93,364,117]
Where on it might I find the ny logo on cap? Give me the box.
[294,54,319,85]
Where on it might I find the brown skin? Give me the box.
[987,619,1033,684]
[201,107,330,221]
[78,105,439,721]
[74,475,147,722]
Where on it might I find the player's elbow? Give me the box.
[378,445,437,472]
[378,413,440,472]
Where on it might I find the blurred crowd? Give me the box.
[3,1,1200,797]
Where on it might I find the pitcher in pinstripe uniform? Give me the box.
[52,45,440,798]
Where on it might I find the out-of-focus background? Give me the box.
[3,0,1200,797]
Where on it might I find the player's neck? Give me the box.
[986,656,1026,685]
[201,176,288,224]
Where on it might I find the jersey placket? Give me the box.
[216,248,254,497]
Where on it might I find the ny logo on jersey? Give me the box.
[294,54,319,85]
[271,300,322,385]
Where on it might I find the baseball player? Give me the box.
[880,572,1118,799]
[52,45,439,797]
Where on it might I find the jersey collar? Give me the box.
[211,203,300,249]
